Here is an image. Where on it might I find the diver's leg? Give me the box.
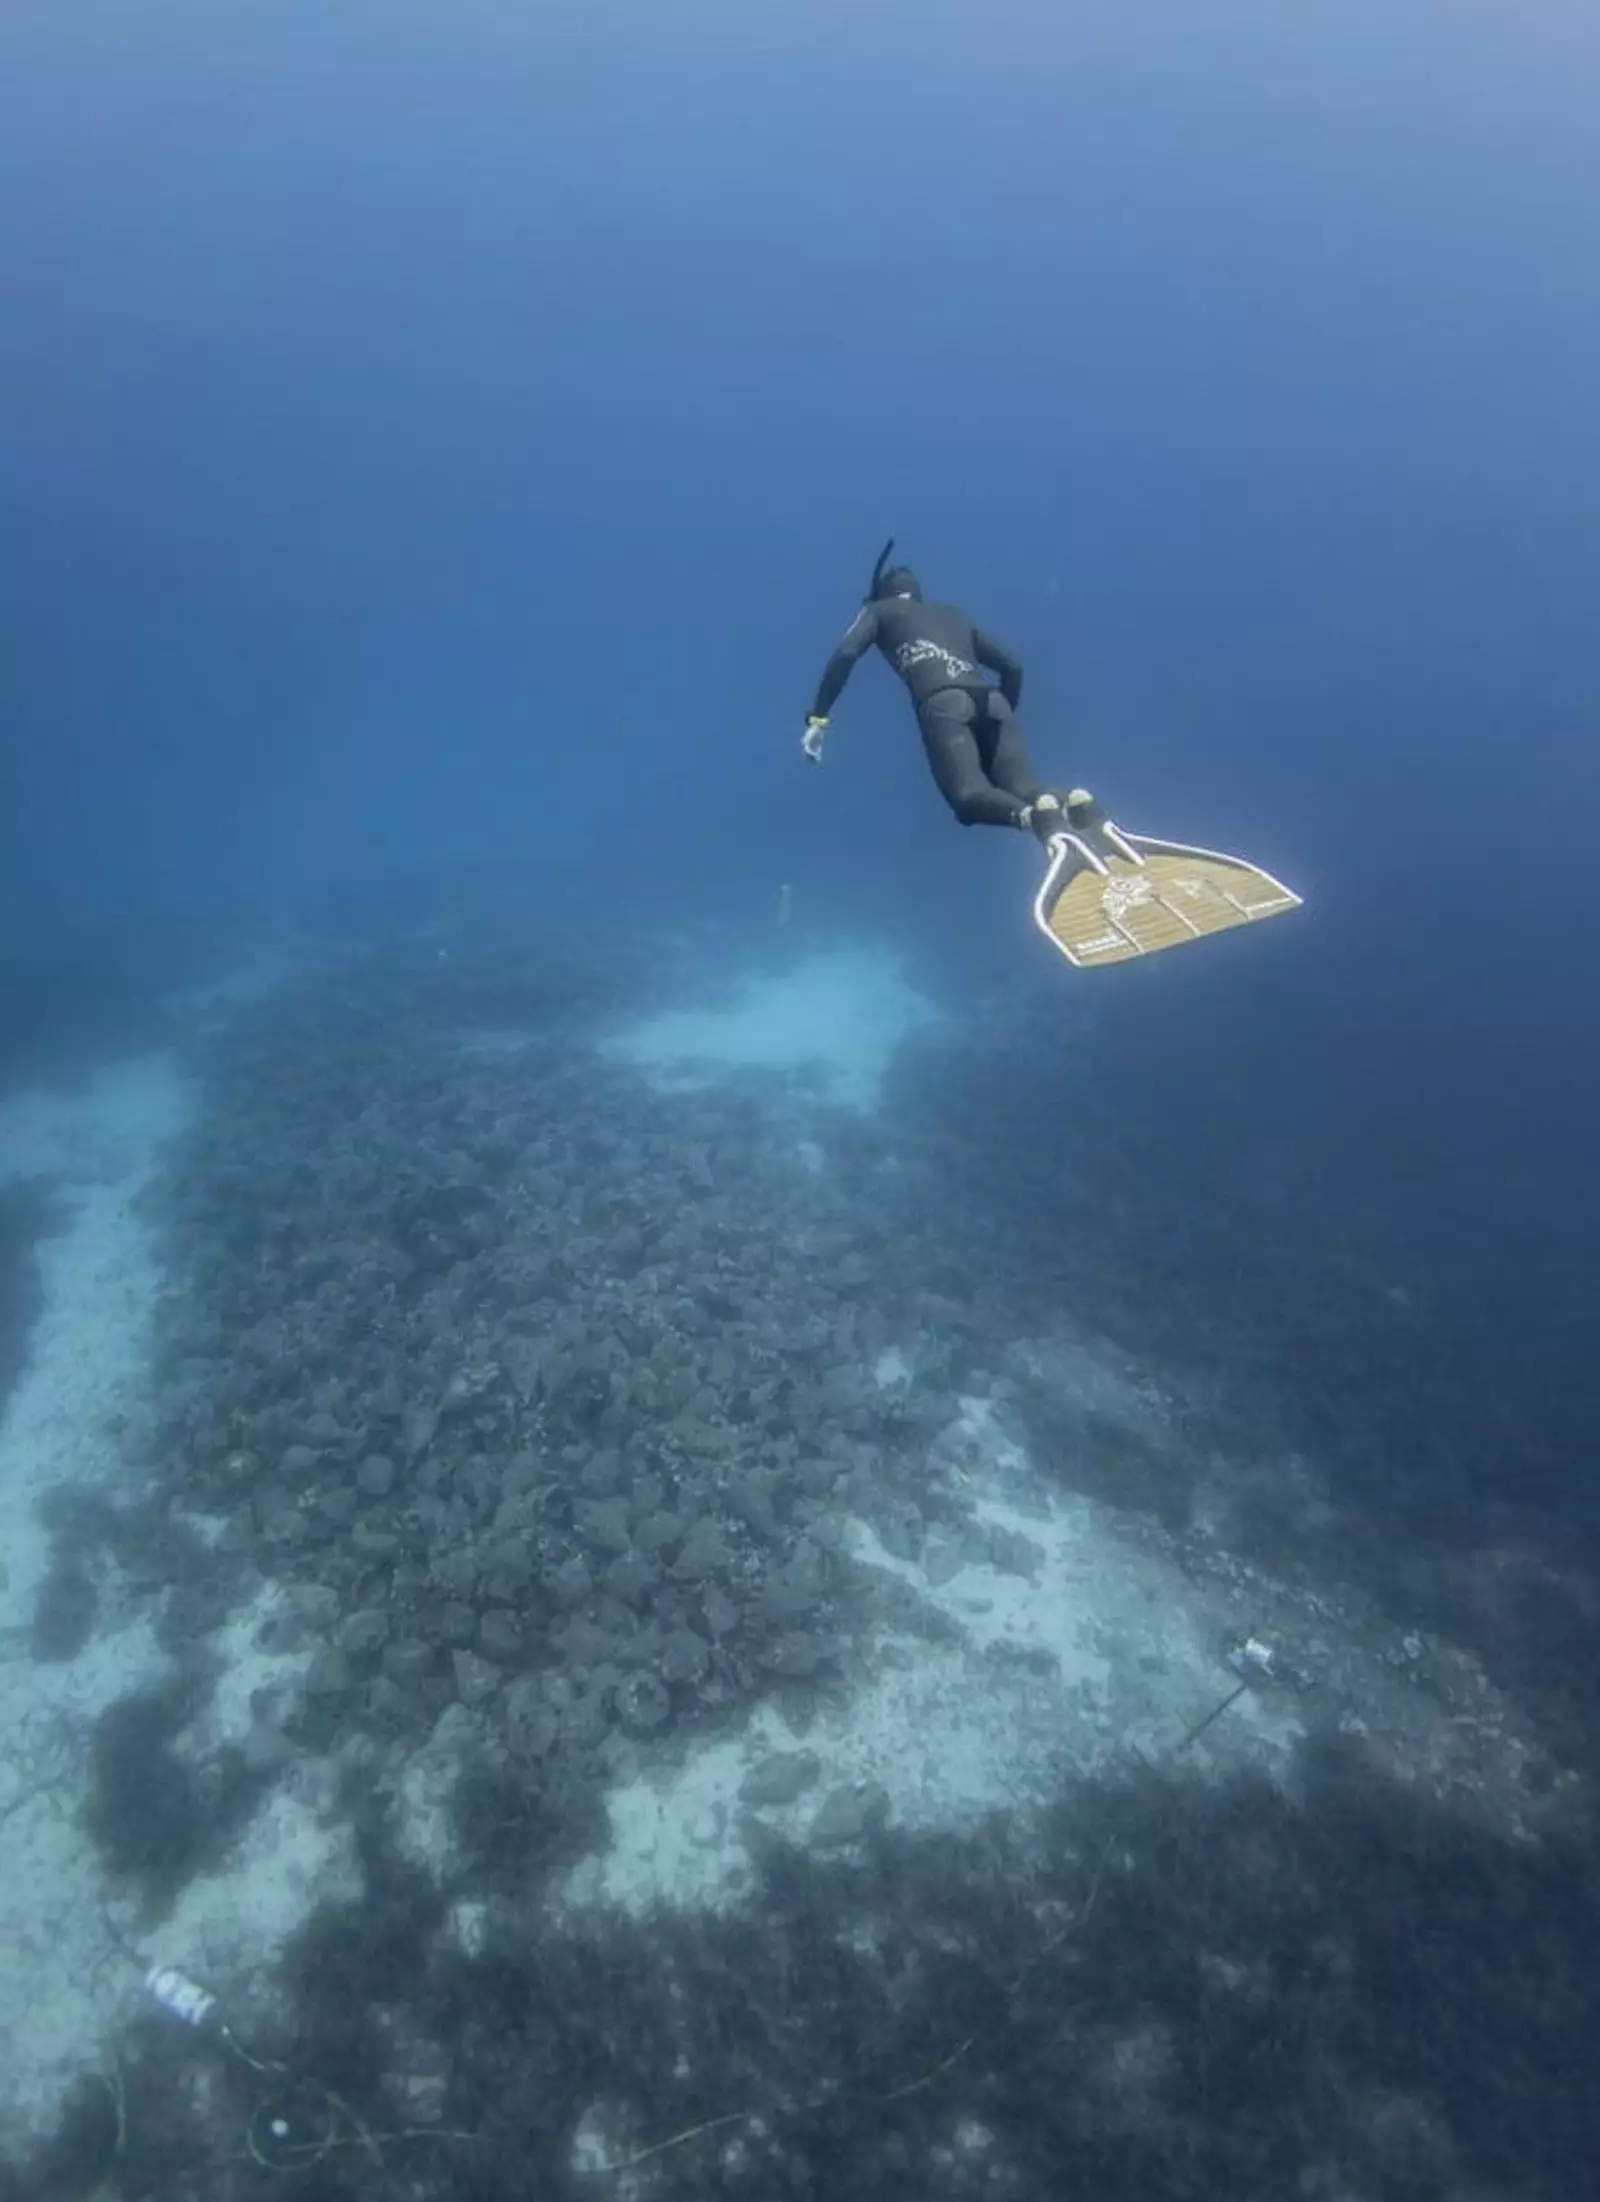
[978,694,1089,843]
[979,694,1048,805]
[918,692,1031,827]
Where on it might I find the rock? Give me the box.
[557,1616,627,1666]
[765,1632,834,1677]
[356,1454,396,1497]
[367,1675,410,1724]
[291,1584,342,1629]
[784,1542,825,1595]
[339,1609,390,1657]
[482,1540,534,1592]
[702,1585,740,1639]
[428,1703,483,1756]
[987,1527,1044,1581]
[549,1556,594,1609]
[401,1405,438,1460]
[504,1449,545,1491]
[605,1553,658,1606]
[432,1549,479,1599]
[922,1536,965,1588]
[381,1641,437,1686]
[241,1716,296,1774]
[634,1510,683,1554]
[877,1510,922,1563]
[740,1750,821,1808]
[304,1647,353,1698]
[615,1671,670,1735]
[504,1678,559,1759]
[661,1626,710,1685]
[808,1781,888,1849]
[578,1450,622,1494]
[433,1601,477,1649]
[560,1688,612,1750]
[673,1519,729,1580]
[729,1473,778,1539]
[477,1609,522,1664]
[757,1580,813,1626]
[576,1499,632,1555]
[452,1650,500,1707]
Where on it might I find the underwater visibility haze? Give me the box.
[2,2,1599,2196]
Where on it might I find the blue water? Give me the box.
[2,5,1598,2196]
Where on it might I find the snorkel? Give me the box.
[864,536,896,603]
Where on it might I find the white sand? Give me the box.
[0,1053,193,2138]
[599,946,942,1113]
[0,1021,363,2154]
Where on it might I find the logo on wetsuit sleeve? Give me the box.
[894,639,976,682]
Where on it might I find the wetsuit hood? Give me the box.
[863,536,922,603]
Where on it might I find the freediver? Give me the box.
[801,540,1094,842]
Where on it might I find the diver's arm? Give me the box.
[973,624,1023,711]
[809,604,880,722]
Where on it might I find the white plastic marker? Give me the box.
[144,1966,218,2029]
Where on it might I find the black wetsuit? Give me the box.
[810,596,1046,828]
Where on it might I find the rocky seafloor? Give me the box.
[1,916,1596,2202]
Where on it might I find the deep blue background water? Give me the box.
[3,0,1597,1475]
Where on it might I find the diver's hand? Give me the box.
[802,716,828,763]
